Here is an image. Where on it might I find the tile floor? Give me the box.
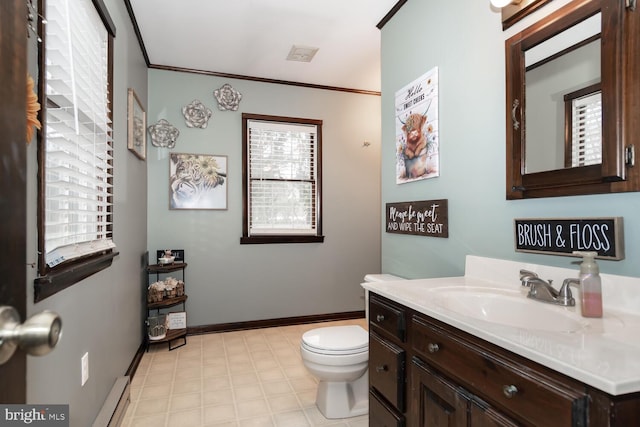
[121,319,369,427]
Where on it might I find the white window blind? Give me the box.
[247,120,318,235]
[44,0,115,267]
[571,92,602,167]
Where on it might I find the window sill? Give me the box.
[240,235,325,244]
[34,251,119,302]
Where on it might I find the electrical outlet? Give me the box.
[81,352,89,386]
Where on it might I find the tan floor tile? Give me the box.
[133,397,169,417]
[229,360,255,374]
[272,410,310,427]
[288,376,317,393]
[253,358,279,371]
[204,389,235,407]
[139,382,172,400]
[230,372,259,387]
[238,415,275,427]
[257,367,285,382]
[304,406,338,425]
[236,398,270,420]
[204,422,238,427]
[346,417,369,427]
[173,377,202,394]
[261,380,293,397]
[203,404,236,424]
[178,357,205,370]
[267,394,301,413]
[129,413,167,427]
[167,408,202,427]
[204,375,232,392]
[170,392,202,411]
[234,384,264,401]
[204,363,229,377]
[281,365,307,379]
[144,370,174,386]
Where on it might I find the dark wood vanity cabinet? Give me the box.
[369,295,407,427]
[368,293,640,427]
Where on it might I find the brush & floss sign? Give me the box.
[514,217,624,259]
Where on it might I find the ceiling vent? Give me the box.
[286,45,319,62]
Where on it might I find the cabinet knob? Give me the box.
[427,343,440,353]
[376,314,385,322]
[376,365,388,373]
[503,384,518,398]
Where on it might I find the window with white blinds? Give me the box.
[41,0,115,268]
[242,115,323,243]
[570,91,602,167]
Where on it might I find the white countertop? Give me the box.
[362,256,640,396]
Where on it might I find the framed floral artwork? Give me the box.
[169,153,228,210]
[127,88,146,160]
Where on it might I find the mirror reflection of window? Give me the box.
[566,87,602,168]
[524,13,601,174]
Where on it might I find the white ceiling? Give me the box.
[128,0,400,93]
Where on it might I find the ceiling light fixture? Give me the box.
[490,0,523,7]
[286,45,319,63]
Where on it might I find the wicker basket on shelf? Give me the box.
[147,287,164,303]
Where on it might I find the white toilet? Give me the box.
[300,273,404,419]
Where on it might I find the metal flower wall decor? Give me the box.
[148,119,180,148]
[182,99,213,128]
[213,83,242,111]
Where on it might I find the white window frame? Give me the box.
[35,0,117,301]
[241,113,324,244]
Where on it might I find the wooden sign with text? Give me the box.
[514,217,624,260]
[386,199,448,238]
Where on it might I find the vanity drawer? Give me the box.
[411,315,587,427]
[369,294,405,342]
[370,331,405,412]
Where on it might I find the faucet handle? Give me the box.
[519,269,538,287]
[558,278,580,306]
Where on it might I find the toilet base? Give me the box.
[315,369,368,419]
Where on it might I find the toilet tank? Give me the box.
[363,273,404,322]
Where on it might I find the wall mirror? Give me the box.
[505,0,640,199]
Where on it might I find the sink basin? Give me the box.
[429,287,590,332]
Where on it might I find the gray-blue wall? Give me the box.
[380,0,640,278]
[146,69,382,326]
[25,0,149,425]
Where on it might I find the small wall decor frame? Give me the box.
[213,83,242,111]
[127,88,146,160]
[169,153,228,210]
[148,119,180,148]
[182,99,213,128]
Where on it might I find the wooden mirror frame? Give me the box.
[505,0,640,199]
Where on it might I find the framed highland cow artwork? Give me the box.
[395,67,439,184]
[169,153,227,210]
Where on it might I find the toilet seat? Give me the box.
[301,325,368,355]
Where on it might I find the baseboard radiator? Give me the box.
[92,376,130,427]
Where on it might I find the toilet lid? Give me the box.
[301,325,368,354]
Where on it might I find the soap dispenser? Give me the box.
[573,251,603,318]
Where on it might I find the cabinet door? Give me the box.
[469,401,520,427]
[410,357,468,427]
[370,390,405,427]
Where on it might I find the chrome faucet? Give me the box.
[519,269,577,307]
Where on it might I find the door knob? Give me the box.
[0,306,62,365]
